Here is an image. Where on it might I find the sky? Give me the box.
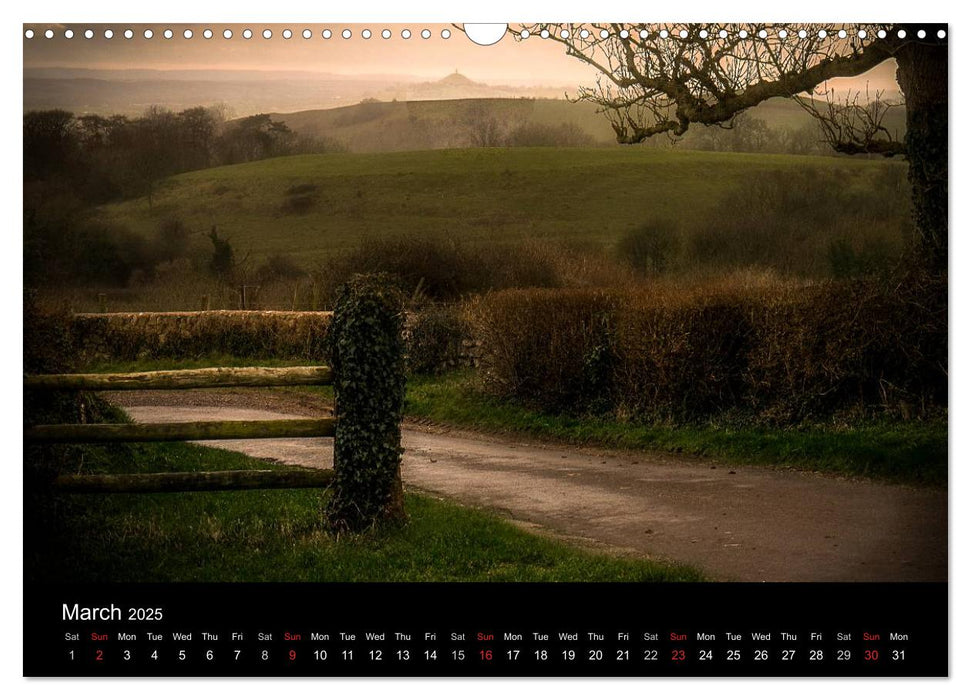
[22,22,901,93]
[23,23,597,85]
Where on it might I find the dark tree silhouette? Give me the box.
[513,23,946,271]
[207,226,235,280]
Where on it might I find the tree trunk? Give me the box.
[896,41,948,272]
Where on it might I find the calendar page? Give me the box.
[21,17,948,678]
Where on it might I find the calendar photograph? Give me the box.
[22,20,948,677]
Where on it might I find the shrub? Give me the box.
[152,217,191,264]
[471,288,617,411]
[616,223,679,275]
[747,273,947,421]
[473,242,562,292]
[281,193,317,215]
[406,304,471,376]
[320,235,471,304]
[826,237,897,279]
[256,254,305,283]
[71,222,153,286]
[207,226,235,280]
[680,168,908,277]
[504,121,596,148]
[470,273,946,423]
[318,235,562,305]
[614,294,754,420]
[71,311,331,362]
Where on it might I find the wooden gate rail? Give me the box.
[24,366,333,391]
[25,418,336,444]
[53,469,335,494]
[25,364,335,493]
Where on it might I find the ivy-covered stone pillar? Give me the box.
[326,274,407,532]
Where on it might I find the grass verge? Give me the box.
[26,440,703,583]
[405,373,947,487]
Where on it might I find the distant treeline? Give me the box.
[24,106,344,206]
[23,106,343,286]
[462,102,830,154]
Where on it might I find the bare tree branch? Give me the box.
[505,24,906,148]
[794,84,906,156]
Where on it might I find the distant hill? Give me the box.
[23,75,410,116]
[270,98,616,151]
[23,65,906,153]
[269,95,907,153]
[23,68,572,117]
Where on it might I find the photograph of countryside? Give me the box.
[23,23,946,584]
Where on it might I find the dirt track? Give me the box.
[110,390,947,583]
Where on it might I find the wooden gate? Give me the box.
[25,365,337,494]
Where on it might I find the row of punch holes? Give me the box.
[24,26,947,41]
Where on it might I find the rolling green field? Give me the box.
[96,147,907,267]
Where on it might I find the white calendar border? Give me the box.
[3,0,964,698]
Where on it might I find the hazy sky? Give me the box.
[23,23,900,92]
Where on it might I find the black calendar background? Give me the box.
[24,582,947,677]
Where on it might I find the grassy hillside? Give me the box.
[96,147,908,267]
[272,98,619,150]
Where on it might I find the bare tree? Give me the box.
[509,24,946,270]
